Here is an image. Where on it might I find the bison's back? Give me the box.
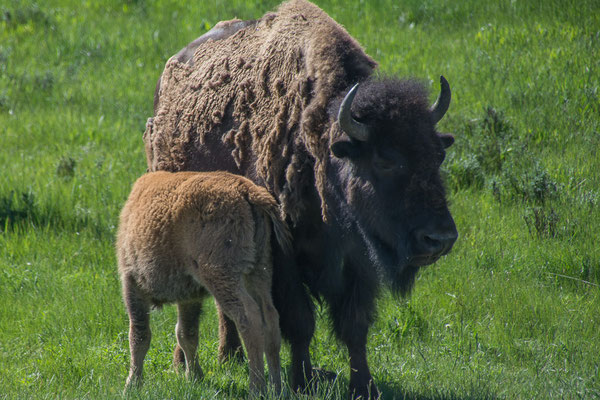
[145,0,376,223]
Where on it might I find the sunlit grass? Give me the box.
[1,0,599,398]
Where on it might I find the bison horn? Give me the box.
[338,83,370,142]
[430,76,451,125]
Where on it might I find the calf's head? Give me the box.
[329,77,458,292]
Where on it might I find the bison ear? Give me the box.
[438,133,455,149]
[331,140,360,159]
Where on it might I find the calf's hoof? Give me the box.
[172,345,204,381]
[185,366,204,382]
[172,345,186,371]
[218,344,245,363]
[123,374,142,395]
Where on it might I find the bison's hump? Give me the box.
[146,0,377,223]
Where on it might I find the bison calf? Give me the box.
[116,171,290,394]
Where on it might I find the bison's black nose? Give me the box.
[413,228,458,257]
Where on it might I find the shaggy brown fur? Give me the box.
[116,171,290,394]
[145,0,377,223]
[153,18,258,115]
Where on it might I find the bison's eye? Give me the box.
[373,153,404,175]
[373,158,395,172]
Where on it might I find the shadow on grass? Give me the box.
[116,361,502,400]
[378,379,500,400]
[0,190,35,229]
[0,190,110,238]
[284,368,500,400]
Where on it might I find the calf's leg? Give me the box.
[217,243,317,392]
[198,258,267,395]
[262,299,281,392]
[174,302,203,380]
[122,278,151,390]
[245,270,282,392]
[214,286,267,394]
[216,304,245,362]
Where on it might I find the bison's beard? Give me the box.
[389,264,422,295]
[357,223,425,296]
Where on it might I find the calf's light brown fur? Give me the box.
[117,171,290,394]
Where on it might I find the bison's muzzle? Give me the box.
[409,218,458,266]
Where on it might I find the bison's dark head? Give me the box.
[328,77,458,293]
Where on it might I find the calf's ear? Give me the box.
[330,140,360,159]
[438,133,455,148]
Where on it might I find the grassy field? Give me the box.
[1,0,599,398]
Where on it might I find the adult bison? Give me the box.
[144,0,458,398]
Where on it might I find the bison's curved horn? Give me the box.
[430,76,451,125]
[338,83,370,142]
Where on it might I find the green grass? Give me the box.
[1,0,599,398]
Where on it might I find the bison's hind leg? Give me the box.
[122,277,152,391]
[174,301,204,381]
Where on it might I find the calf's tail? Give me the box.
[246,187,292,256]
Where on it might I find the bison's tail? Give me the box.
[247,187,293,256]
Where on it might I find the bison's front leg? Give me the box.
[329,265,380,400]
[270,244,317,392]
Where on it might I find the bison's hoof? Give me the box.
[349,380,380,400]
[312,367,338,382]
[297,368,338,394]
